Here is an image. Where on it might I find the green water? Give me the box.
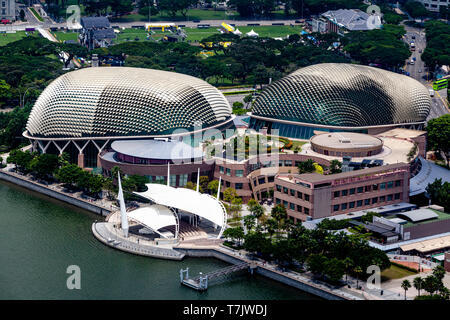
[0,180,320,300]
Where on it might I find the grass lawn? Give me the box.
[0,31,30,46]
[380,264,417,282]
[290,140,307,150]
[53,31,78,42]
[29,7,44,22]
[236,25,302,38]
[111,24,303,44]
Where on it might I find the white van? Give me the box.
[429,89,435,97]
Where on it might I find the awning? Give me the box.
[134,183,227,238]
[127,204,177,239]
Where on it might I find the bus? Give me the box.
[433,78,448,91]
[410,42,415,51]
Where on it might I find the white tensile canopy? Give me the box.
[127,204,178,239]
[246,29,259,37]
[134,183,227,239]
[233,28,242,35]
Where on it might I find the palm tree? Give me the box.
[343,257,354,285]
[354,266,363,289]
[401,279,412,300]
[413,276,424,297]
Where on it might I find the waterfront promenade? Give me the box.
[0,166,115,216]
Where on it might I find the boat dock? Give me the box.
[180,262,256,291]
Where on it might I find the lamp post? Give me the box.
[20,86,36,108]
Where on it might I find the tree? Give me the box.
[423,274,440,296]
[413,276,424,297]
[426,114,450,167]
[199,176,209,193]
[184,181,197,191]
[19,9,26,21]
[271,204,287,231]
[329,159,342,174]
[28,153,59,180]
[401,279,412,300]
[159,0,198,18]
[223,187,238,203]
[264,218,278,239]
[56,164,82,188]
[307,253,327,277]
[88,174,104,196]
[207,180,219,195]
[7,149,35,173]
[354,266,363,289]
[297,159,315,174]
[343,257,354,284]
[426,179,450,212]
[0,79,11,107]
[243,214,256,232]
[324,257,345,283]
[403,0,430,18]
[223,226,244,246]
[243,94,253,108]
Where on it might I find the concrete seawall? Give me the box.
[0,171,111,216]
[176,247,351,300]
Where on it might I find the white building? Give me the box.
[417,0,449,12]
[1,0,15,22]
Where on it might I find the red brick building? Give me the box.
[274,163,410,223]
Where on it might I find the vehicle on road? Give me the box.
[418,69,422,73]
[429,89,435,97]
[419,49,422,53]
[433,79,448,91]
[410,60,415,65]
[410,42,415,51]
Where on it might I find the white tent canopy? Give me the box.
[246,29,259,37]
[127,204,178,239]
[233,28,242,35]
[134,183,227,238]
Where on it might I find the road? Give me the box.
[402,24,449,122]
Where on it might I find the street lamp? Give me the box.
[20,86,36,108]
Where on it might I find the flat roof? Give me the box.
[111,139,204,160]
[400,235,450,253]
[310,132,382,149]
[378,128,426,139]
[280,162,409,184]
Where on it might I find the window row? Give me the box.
[333,180,402,198]
[333,193,402,212]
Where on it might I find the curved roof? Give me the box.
[127,205,176,238]
[252,63,431,127]
[26,67,231,139]
[396,208,438,222]
[134,184,227,238]
[410,157,450,196]
[111,139,204,160]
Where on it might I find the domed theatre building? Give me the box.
[24,67,233,186]
[250,63,431,139]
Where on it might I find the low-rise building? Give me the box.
[274,163,410,223]
[311,9,382,35]
[417,0,448,13]
[80,16,116,50]
[1,0,15,22]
